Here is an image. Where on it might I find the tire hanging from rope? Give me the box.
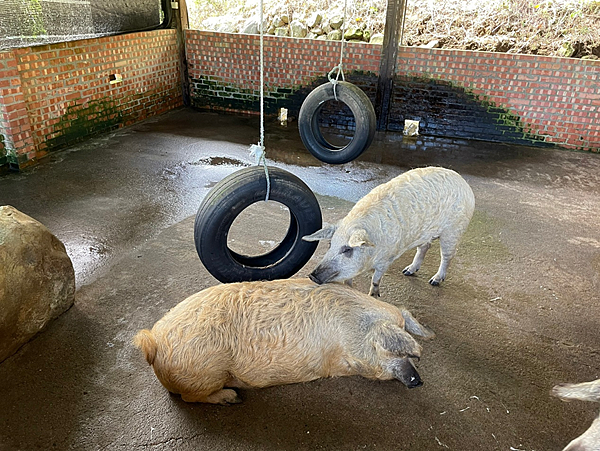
[298,0,376,165]
[194,1,322,283]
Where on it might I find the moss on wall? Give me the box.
[44,99,124,151]
[190,70,552,148]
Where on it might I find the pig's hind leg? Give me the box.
[175,365,242,405]
[429,231,462,286]
[181,388,242,405]
[402,242,432,276]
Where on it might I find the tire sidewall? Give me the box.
[194,166,322,282]
[298,81,376,164]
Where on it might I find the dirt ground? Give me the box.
[0,108,599,451]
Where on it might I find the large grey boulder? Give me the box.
[0,206,75,363]
[241,18,260,35]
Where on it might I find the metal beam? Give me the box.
[374,0,406,130]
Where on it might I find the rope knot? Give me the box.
[328,64,345,101]
[249,143,271,201]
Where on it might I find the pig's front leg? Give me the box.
[402,242,431,276]
[369,268,386,297]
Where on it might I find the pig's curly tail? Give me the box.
[133,329,157,365]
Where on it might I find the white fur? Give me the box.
[553,379,600,451]
[304,166,475,296]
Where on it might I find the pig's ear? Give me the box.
[348,228,374,248]
[401,310,435,339]
[375,323,422,359]
[302,224,337,242]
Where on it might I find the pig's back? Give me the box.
[346,166,474,246]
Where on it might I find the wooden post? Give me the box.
[173,0,191,106]
[374,0,406,130]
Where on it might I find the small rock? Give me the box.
[290,19,308,38]
[327,29,343,41]
[344,25,363,41]
[329,16,344,30]
[275,26,289,37]
[307,12,323,28]
[370,33,384,44]
[558,41,575,58]
[271,15,285,28]
[423,39,440,48]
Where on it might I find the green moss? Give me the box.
[22,0,47,37]
[45,99,123,151]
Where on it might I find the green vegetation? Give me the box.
[22,0,47,36]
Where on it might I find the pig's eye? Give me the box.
[340,245,353,257]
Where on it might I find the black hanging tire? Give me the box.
[298,81,376,164]
[194,166,322,283]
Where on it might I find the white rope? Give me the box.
[249,0,270,201]
[249,144,270,200]
[328,0,349,101]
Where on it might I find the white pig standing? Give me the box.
[303,166,475,296]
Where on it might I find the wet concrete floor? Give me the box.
[0,107,599,451]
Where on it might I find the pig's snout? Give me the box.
[308,272,322,284]
[406,373,423,389]
[309,266,339,285]
[392,358,423,389]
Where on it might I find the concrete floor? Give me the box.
[0,107,599,451]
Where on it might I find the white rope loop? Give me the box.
[248,0,270,201]
[249,143,270,200]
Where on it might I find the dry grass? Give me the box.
[188,0,600,57]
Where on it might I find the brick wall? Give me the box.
[186,31,380,115]
[396,48,600,150]
[186,30,600,152]
[0,29,183,171]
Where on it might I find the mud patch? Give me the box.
[191,156,247,167]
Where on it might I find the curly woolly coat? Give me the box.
[134,279,433,404]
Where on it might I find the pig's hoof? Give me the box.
[428,277,444,286]
[402,266,418,276]
[212,389,243,405]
